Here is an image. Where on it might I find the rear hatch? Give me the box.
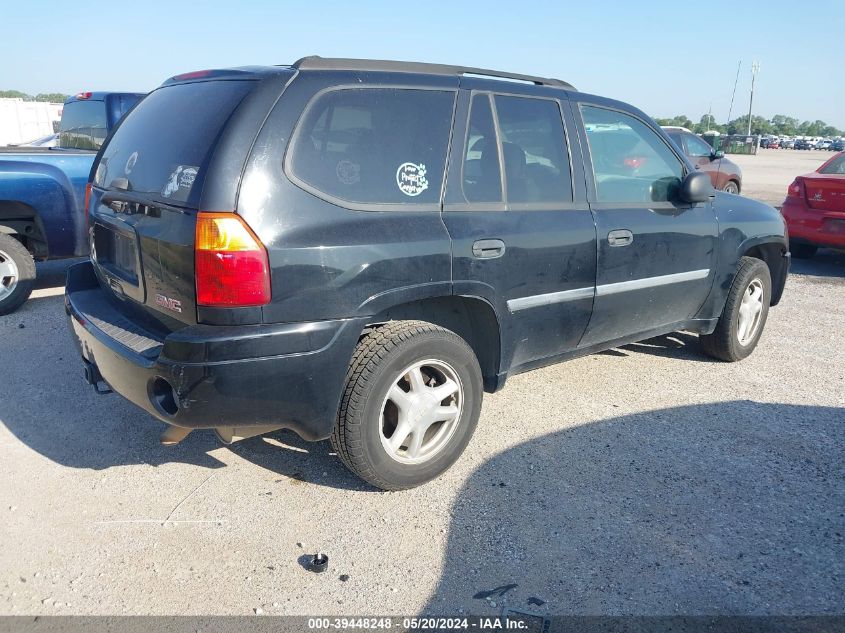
[803,173,845,212]
[89,76,271,330]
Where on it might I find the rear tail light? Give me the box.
[83,183,92,226]
[171,70,213,81]
[787,178,805,199]
[195,212,271,307]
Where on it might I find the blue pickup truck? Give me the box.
[0,91,143,313]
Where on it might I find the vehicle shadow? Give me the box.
[229,431,377,492]
[789,248,845,279]
[0,293,368,490]
[597,332,712,363]
[424,401,844,616]
[34,257,84,290]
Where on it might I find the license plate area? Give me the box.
[92,221,145,302]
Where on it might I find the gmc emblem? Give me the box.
[155,294,183,313]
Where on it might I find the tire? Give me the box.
[331,320,483,491]
[700,256,771,362]
[790,243,817,259]
[723,180,740,194]
[0,234,35,316]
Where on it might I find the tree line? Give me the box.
[1,90,69,103]
[654,113,843,138]
[4,88,843,138]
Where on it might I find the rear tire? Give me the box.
[331,320,483,491]
[790,243,817,259]
[700,256,771,362]
[0,234,35,315]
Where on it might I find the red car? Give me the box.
[781,151,845,258]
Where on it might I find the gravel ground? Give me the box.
[0,157,843,618]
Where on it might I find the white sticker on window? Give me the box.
[124,151,138,175]
[336,159,360,185]
[396,163,429,197]
[161,166,199,198]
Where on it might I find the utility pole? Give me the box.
[747,61,760,137]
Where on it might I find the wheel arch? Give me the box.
[741,240,788,306]
[365,295,503,393]
[0,200,49,258]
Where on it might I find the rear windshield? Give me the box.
[819,154,845,174]
[287,88,456,206]
[59,100,107,150]
[94,80,253,207]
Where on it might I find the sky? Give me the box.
[2,0,843,128]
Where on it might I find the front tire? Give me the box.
[0,234,35,315]
[723,180,740,195]
[331,320,483,491]
[700,256,771,362]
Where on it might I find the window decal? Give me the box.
[336,159,361,185]
[124,151,138,175]
[161,165,198,199]
[396,162,428,197]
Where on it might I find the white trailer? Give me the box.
[0,98,63,146]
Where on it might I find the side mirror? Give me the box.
[711,149,725,160]
[680,171,715,203]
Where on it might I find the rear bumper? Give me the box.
[782,198,845,249]
[64,261,365,440]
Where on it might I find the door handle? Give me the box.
[607,229,633,247]
[472,239,506,259]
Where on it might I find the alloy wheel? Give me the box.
[379,359,464,464]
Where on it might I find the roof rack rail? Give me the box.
[292,56,575,91]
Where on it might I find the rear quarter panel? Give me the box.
[236,71,458,325]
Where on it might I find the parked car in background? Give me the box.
[768,138,781,149]
[781,151,845,258]
[782,139,796,149]
[663,126,742,193]
[0,91,143,314]
[66,57,789,490]
[831,139,845,152]
[794,139,813,150]
[815,139,832,150]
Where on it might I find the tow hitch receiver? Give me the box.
[82,359,112,394]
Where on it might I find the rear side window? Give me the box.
[581,105,684,203]
[666,131,683,150]
[287,88,456,206]
[94,80,254,207]
[494,95,572,203]
[59,101,107,150]
[684,133,714,157]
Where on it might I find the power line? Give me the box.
[747,61,761,136]
[725,60,742,128]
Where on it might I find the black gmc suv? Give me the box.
[66,57,789,490]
